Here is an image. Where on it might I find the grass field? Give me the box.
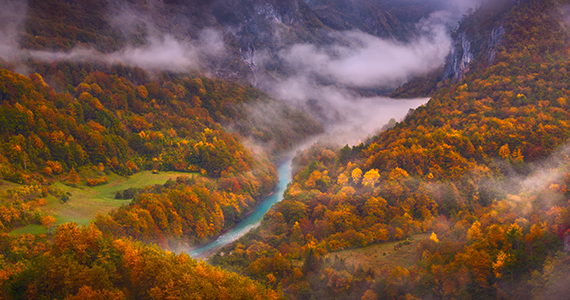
[324,233,431,275]
[0,180,23,205]
[9,170,195,234]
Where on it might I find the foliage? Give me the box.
[212,1,570,299]
[96,163,277,247]
[0,223,280,300]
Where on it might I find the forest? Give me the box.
[1,0,570,299]
[211,0,570,299]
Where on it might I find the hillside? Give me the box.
[212,0,570,299]
[0,223,280,299]
[5,0,450,93]
[0,0,337,296]
[4,0,570,299]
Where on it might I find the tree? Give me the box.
[66,286,124,300]
[430,232,439,243]
[41,215,57,234]
[337,173,348,185]
[499,144,510,159]
[351,168,362,184]
[68,167,81,184]
[362,169,380,188]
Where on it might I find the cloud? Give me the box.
[262,72,428,145]
[250,11,453,146]
[0,0,227,73]
[444,0,484,13]
[471,143,570,216]
[0,0,27,60]
[25,28,226,72]
[276,11,452,89]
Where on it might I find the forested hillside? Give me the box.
[0,1,328,296]
[0,62,323,221]
[212,0,570,299]
[4,0,570,299]
[0,62,320,297]
[0,223,280,299]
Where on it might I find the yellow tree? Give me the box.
[337,173,348,186]
[351,168,362,184]
[467,221,482,241]
[362,169,380,188]
[41,215,57,234]
[499,144,510,159]
[430,232,439,243]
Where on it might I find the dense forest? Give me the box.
[0,0,325,296]
[0,223,280,299]
[211,0,570,299]
[2,0,570,299]
[0,64,314,298]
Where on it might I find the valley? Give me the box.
[1,0,570,299]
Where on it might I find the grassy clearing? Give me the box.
[10,224,47,235]
[44,171,196,224]
[9,171,194,234]
[0,180,23,205]
[324,233,431,275]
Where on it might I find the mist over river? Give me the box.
[188,98,429,258]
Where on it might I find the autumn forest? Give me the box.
[1,0,570,299]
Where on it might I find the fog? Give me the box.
[494,143,570,215]
[250,9,459,146]
[0,0,27,60]
[27,30,226,72]
[0,0,226,72]
[263,72,429,145]
[275,11,452,89]
[0,0,486,147]
[422,142,570,220]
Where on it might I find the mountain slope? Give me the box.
[16,0,444,85]
[212,1,570,299]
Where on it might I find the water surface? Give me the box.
[189,157,292,258]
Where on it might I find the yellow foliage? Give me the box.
[430,232,439,243]
[137,86,149,99]
[493,251,508,278]
[362,169,380,188]
[389,167,409,180]
[337,173,348,185]
[499,144,510,159]
[351,168,362,184]
[467,221,481,241]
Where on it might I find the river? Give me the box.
[188,156,293,258]
[187,98,429,258]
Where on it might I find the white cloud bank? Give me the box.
[278,11,452,88]
[27,28,226,72]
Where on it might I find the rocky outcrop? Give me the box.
[442,0,512,82]
[443,32,474,82]
[486,24,506,66]
[564,230,570,252]
[442,21,506,82]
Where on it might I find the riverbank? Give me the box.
[187,157,294,258]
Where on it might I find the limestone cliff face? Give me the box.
[486,24,506,66]
[212,0,418,83]
[442,0,512,82]
[443,32,474,81]
[442,23,506,81]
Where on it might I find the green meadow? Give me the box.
[9,170,195,234]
